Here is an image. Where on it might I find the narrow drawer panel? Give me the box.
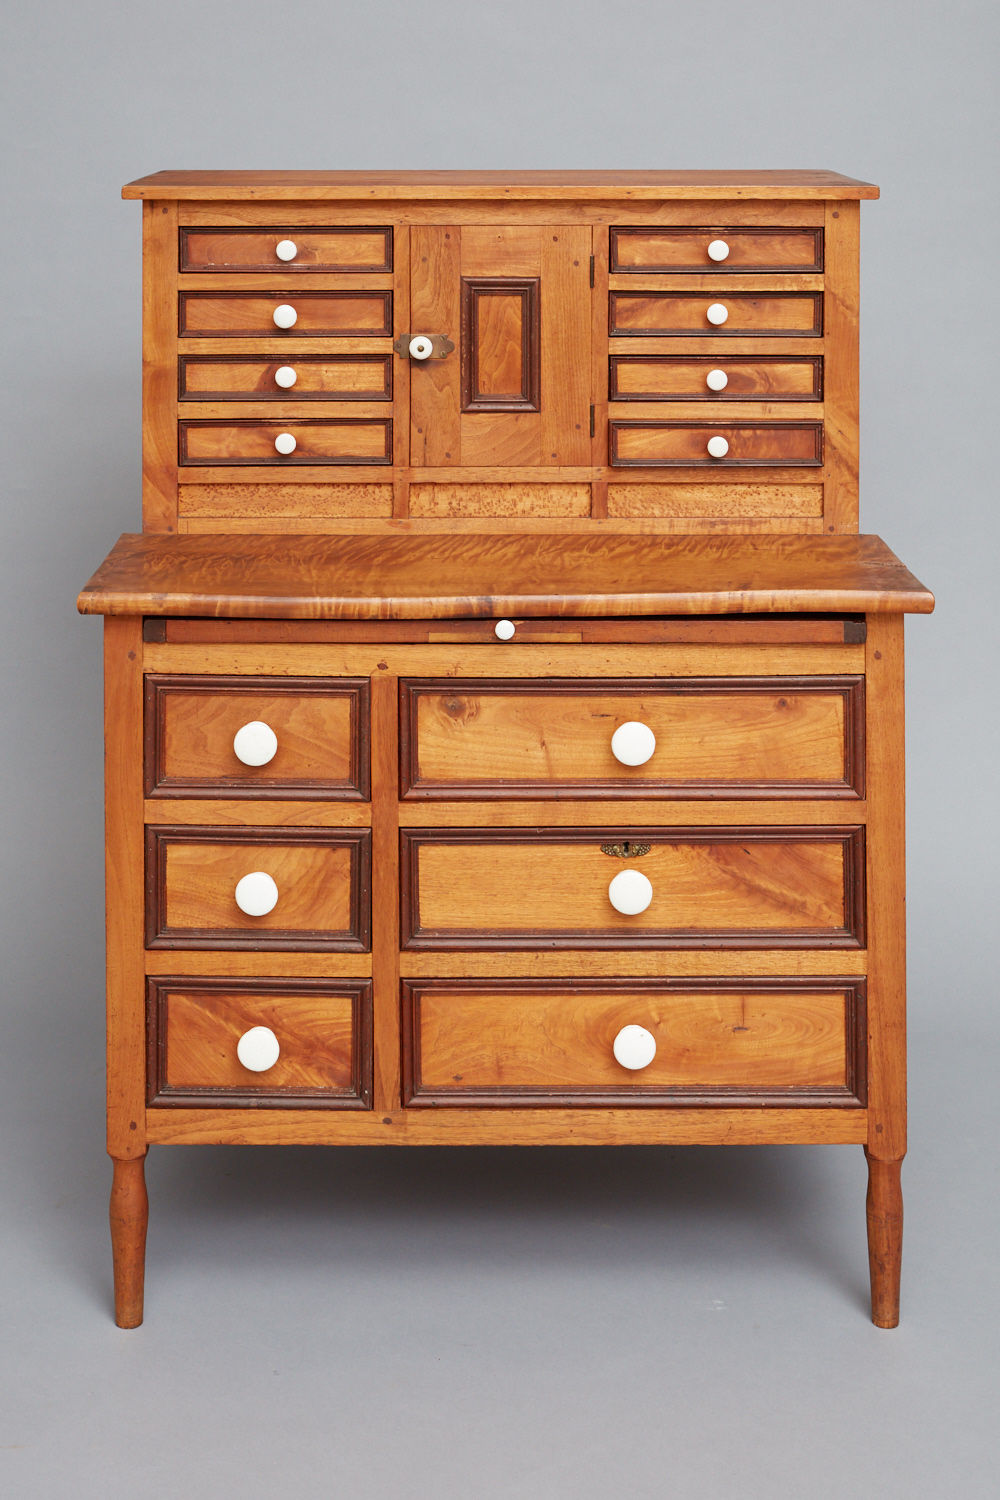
[179,418,392,466]
[611,227,824,273]
[403,977,866,1108]
[609,356,822,402]
[400,827,866,950]
[610,292,823,337]
[145,674,370,799]
[179,355,392,401]
[611,422,823,467]
[400,678,864,799]
[146,827,372,951]
[180,227,393,273]
[178,291,393,337]
[147,976,373,1108]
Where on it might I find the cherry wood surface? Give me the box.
[179,356,392,401]
[77,533,935,618]
[611,422,823,467]
[611,227,824,272]
[110,1155,148,1328]
[179,418,392,466]
[609,356,822,402]
[180,227,393,273]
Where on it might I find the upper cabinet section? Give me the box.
[128,172,876,537]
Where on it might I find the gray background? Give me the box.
[1,1,997,1495]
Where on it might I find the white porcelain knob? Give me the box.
[706,303,729,326]
[274,365,297,389]
[275,239,298,262]
[494,619,516,641]
[611,721,656,766]
[613,1024,657,1071]
[707,239,730,262]
[707,435,730,459]
[237,1026,280,1072]
[608,868,653,916]
[272,304,298,329]
[274,432,297,456]
[234,871,279,917]
[705,368,729,392]
[233,720,278,767]
[409,335,434,360]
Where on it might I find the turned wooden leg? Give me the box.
[110,1152,148,1328]
[865,1149,903,1328]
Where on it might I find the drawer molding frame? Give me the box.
[179,225,394,275]
[177,353,393,402]
[178,417,393,467]
[610,226,825,275]
[609,291,824,338]
[608,354,824,403]
[178,290,394,338]
[610,421,824,468]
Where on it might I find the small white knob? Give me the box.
[705,368,729,391]
[706,303,729,326]
[409,335,434,360]
[275,239,298,262]
[611,721,656,766]
[234,871,279,917]
[707,435,730,459]
[274,432,297,456]
[272,304,298,329]
[237,1026,280,1073]
[608,868,653,916]
[494,619,516,641]
[707,239,730,262]
[233,720,278,767]
[613,1024,657,1071]
[274,365,297,389]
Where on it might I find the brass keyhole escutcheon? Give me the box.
[600,841,651,859]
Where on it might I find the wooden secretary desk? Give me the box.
[77,171,933,1328]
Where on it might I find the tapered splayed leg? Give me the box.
[110,1152,148,1328]
[865,1149,903,1328]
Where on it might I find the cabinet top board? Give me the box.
[78,533,931,619]
[122,169,879,201]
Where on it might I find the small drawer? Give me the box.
[402,977,866,1108]
[610,421,823,467]
[147,976,372,1108]
[179,226,393,274]
[400,678,864,800]
[609,355,822,402]
[400,827,865,950]
[144,674,370,799]
[178,291,392,337]
[178,355,392,402]
[145,827,371,951]
[611,227,824,273]
[179,418,392,466]
[610,292,822,337]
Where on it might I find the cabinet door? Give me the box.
[409,225,592,468]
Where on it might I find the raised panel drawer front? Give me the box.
[609,356,823,403]
[400,827,866,950]
[146,976,373,1108]
[179,418,392,466]
[179,227,393,273]
[399,678,864,799]
[178,291,393,337]
[145,827,372,951]
[610,421,823,468]
[144,674,370,799]
[610,292,823,337]
[610,227,824,273]
[402,978,866,1108]
[178,355,392,402]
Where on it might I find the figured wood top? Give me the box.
[122,169,879,201]
[78,533,932,619]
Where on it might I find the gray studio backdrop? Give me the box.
[1,3,997,1497]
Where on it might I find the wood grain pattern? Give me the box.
[179,418,391,466]
[403,977,865,1107]
[400,826,865,949]
[180,227,392,273]
[541,227,592,464]
[865,1150,903,1327]
[179,292,392,338]
[611,227,823,273]
[399,950,867,978]
[145,950,372,977]
[371,672,402,1110]
[147,976,372,1108]
[178,355,392,401]
[144,798,371,827]
[400,677,863,799]
[145,673,369,799]
[409,483,591,517]
[607,484,823,517]
[611,293,822,338]
[461,279,540,411]
[822,202,860,532]
[143,200,178,530]
[611,422,823,468]
[410,225,462,466]
[174,199,830,229]
[610,356,822,402]
[146,826,371,950]
[179,483,393,518]
[110,1155,148,1328]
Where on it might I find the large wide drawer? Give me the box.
[179,226,393,274]
[399,678,864,799]
[146,976,373,1108]
[400,827,866,950]
[402,977,866,1107]
[610,421,823,467]
[145,674,370,799]
[179,418,392,466]
[610,227,824,273]
[145,827,372,950]
[178,291,393,337]
[610,292,823,337]
[178,355,392,401]
[609,356,822,402]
